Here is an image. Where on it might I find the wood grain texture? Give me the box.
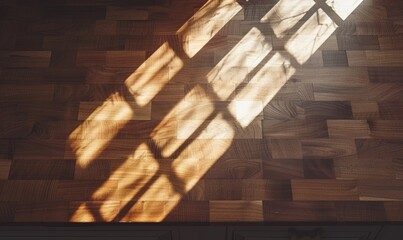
[0,0,402,223]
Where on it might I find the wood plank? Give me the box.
[292,67,369,84]
[55,180,117,201]
[0,84,54,102]
[337,35,380,50]
[393,159,403,179]
[358,180,403,200]
[351,101,380,120]
[14,201,70,222]
[44,68,87,83]
[334,155,395,180]
[262,120,328,139]
[263,201,337,222]
[106,7,148,20]
[313,83,369,101]
[9,159,75,180]
[78,101,151,120]
[262,159,304,179]
[303,159,335,179]
[303,101,353,120]
[164,201,209,222]
[300,139,357,159]
[327,120,371,138]
[368,67,403,83]
[0,180,57,201]
[209,201,263,222]
[369,120,403,138]
[379,35,403,50]
[94,20,117,35]
[13,140,66,160]
[117,201,165,222]
[368,83,403,101]
[384,202,403,221]
[378,101,403,120]
[0,51,51,67]
[268,139,303,159]
[0,202,15,221]
[241,179,292,201]
[204,179,242,200]
[177,119,262,139]
[203,158,263,179]
[69,201,119,222]
[117,21,155,36]
[0,140,11,159]
[291,179,359,201]
[0,68,45,83]
[0,159,11,179]
[322,50,349,67]
[347,50,403,67]
[334,202,387,221]
[42,6,106,19]
[273,82,315,101]
[356,139,403,158]
[76,51,106,67]
[105,51,145,68]
[263,101,305,120]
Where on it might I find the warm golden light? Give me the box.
[67,0,365,222]
[151,84,215,158]
[261,0,315,38]
[285,8,337,65]
[125,42,184,107]
[68,93,136,168]
[207,27,272,100]
[326,0,363,20]
[177,0,242,58]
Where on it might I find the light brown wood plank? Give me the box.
[77,101,151,121]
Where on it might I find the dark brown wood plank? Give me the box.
[0,51,51,68]
[334,202,387,221]
[263,201,337,222]
[302,159,335,179]
[14,201,70,222]
[262,159,304,180]
[262,120,328,139]
[9,159,75,180]
[356,139,403,158]
[291,179,359,201]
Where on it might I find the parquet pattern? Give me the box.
[0,0,403,222]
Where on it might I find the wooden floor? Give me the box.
[1,0,403,222]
